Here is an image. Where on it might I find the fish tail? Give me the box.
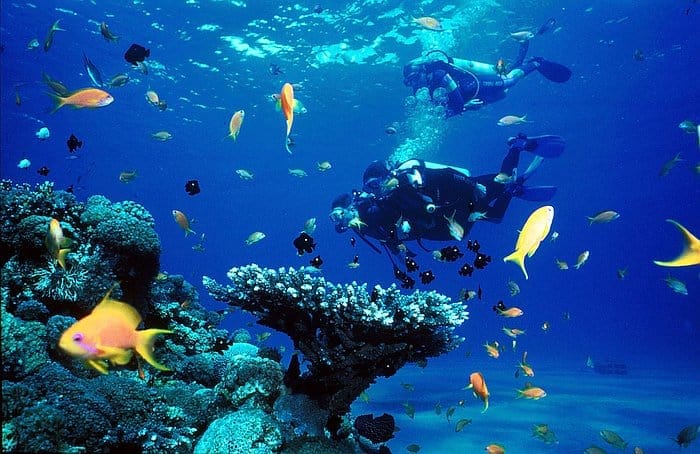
[503,249,529,280]
[586,217,594,226]
[48,92,66,113]
[285,135,292,154]
[185,227,196,237]
[56,248,70,269]
[135,329,173,371]
[481,399,489,413]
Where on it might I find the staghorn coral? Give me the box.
[203,264,468,420]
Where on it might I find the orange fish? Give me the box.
[517,385,547,400]
[172,209,195,236]
[45,218,72,269]
[413,16,443,31]
[280,83,295,153]
[496,306,524,318]
[518,351,535,377]
[58,287,172,374]
[466,371,490,413]
[227,109,245,140]
[484,341,500,359]
[50,88,113,113]
[485,444,505,454]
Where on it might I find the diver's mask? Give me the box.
[405,169,423,188]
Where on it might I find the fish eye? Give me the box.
[72,333,83,342]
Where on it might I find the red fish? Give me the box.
[280,83,295,153]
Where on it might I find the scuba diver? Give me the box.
[329,134,565,257]
[403,20,571,117]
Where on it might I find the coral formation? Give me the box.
[203,264,468,420]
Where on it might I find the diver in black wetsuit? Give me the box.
[329,134,565,254]
[402,20,571,117]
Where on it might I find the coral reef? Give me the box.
[203,264,468,420]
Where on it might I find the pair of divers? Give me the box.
[330,134,566,267]
[402,18,572,117]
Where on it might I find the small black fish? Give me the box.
[405,256,419,272]
[467,239,480,253]
[458,263,474,277]
[370,288,379,302]
[420,270,435,284]
[477,284,482,300]
[350,237,356,247]
[394,266,407,281]
[65,184,74,193]
[124,43,150,65]
[268,63,283,76]
[440,245,464,262]
[492,301,506,313]
[352,255,359,264]
[185,179,201,196]
[400,276,415,289]
[309,255,323,268]
[313,4,324,13]
[473,252,492,269]
[67,134,83,153]
[536,17,556,35]
[37,166,50,176]
[293,232,316,255]
[633,49,645,62]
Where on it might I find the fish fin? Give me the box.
[99,345,133,365]
[56,248,70,269]
[481,399,488,413]
[185,227,196,237]
[503,249,529,280]
[47,92,66,113]
[274,99,282,111]
[135,329,173,371]
[92,289,142,328]
[653,219,700,267]
[86,359,109,374]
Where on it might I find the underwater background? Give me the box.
[1,0,699,452]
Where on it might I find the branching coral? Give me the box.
[29,258,88,302]
[203,264,468,420]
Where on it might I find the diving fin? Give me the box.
[524,135,565,158]
[534,58,571,83]
[515,185,557,202]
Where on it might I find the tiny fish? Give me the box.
[663,275,688,295]
[434,402,442,415]
[403,402,415,419]
[586,210,620,225]
[659,152,683,177]
[119,170,137,183]
[152,131,172,141]
[445,406,455,422]
[246,231,266,245]
[303,217,317,235]
[406,444,421,453]
[555,258,569,270]
[600,429,628,450]
[288,168,307,177]
[510,30,535,42]
[574,250,590,269]
[497,114,528,126]
[550,231,559,242]
[507,279,520,296]
[317,161,332,172]
[227,109,245,140]
[400,382,415,391]
[359,391,370,403]
[617,267,627,279]
[256,332,272,343]
[455,418,472,432]
[485,443,505,454]
[235,169,254,180]
[413,16,442,31]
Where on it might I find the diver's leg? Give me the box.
[511,42,530,70]
[474,174,509,223]
[499,144,522,175]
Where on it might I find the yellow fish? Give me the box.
[58,287,172,374]
[280,83,295,153]
[484,341,500,359]
[413,16,443,31]
[503,206,554,279]
[574,250,590,269]
[227,109,245,140]
[466,371,489,413]
[45,218,72,269]
[172,210,195,236]
[654,219,700,267]
[49,88,114,113]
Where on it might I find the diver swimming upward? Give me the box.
[329,134,565,284]
[403,19,571,117]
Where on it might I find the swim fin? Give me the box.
[524,135,565,158]
[515,185,557,202]
[534,57,571,83]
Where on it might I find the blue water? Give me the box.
[2,0,699,452]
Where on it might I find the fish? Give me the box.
[227,110,245,140]
[358,391,370,403]
[586,210,620,225]
[119,171,137,183]
[673,424,698,448]
[17,159,31,169]
[280,83,295,153]
[83,53,104,87]
[406,444,420,453]
[152,131,172,141]
[145,90,161,106]
[678,120,697,134]
[583,446,607,454]
[550,231,559,242]
[67,134,83,152]
[27,38,40,50]
[293,232,316,255]
[497,114,529,126]
[43,19,65,52]
[172,210,195,236]
[124,43,150,65]
[494,302,523,318]
[484,341,500,359]
[444,210,465,241]
[317,161,332,172]
[445,406,456,422]
[403,402,415,419]
[348,217,367,231]
[100,22,119,42]
[600,430,628,450]
[574,250,590,269]
[555,258,569,270]
[517,351,535,377]
[413,16,443,31]
[466,371,489,413]
[455,418,472,432]
[107,73,130,88]
[434,402,442,415]
[236,169,254,180]
[485,444,505,454]
[303,218,317,235]
[659,152,683,176]
[510,30,535,42]
[663,275,688,295]
[256,332,272,343]
[43,72,70,97]
[309,255,323,269]
[516,384,547,400]
[400,382,414,391]
[506,279,520,296]
[36,127,50,140]
[288,168,307,178]
[503,206,554,280]
[502,327,525,338]
[58,286,172,374]
[246,231,266,245]
[468,211,488,222]
[348,256,360,269]
[184,180,200,196]
[617,267,627,279]
[532,424,558,444]
[37,166,50,176]
[14,87,21,106]
[45,218,72,269]
[653,220,700,267]
[541,321,550,332]
[49,88,114,113]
